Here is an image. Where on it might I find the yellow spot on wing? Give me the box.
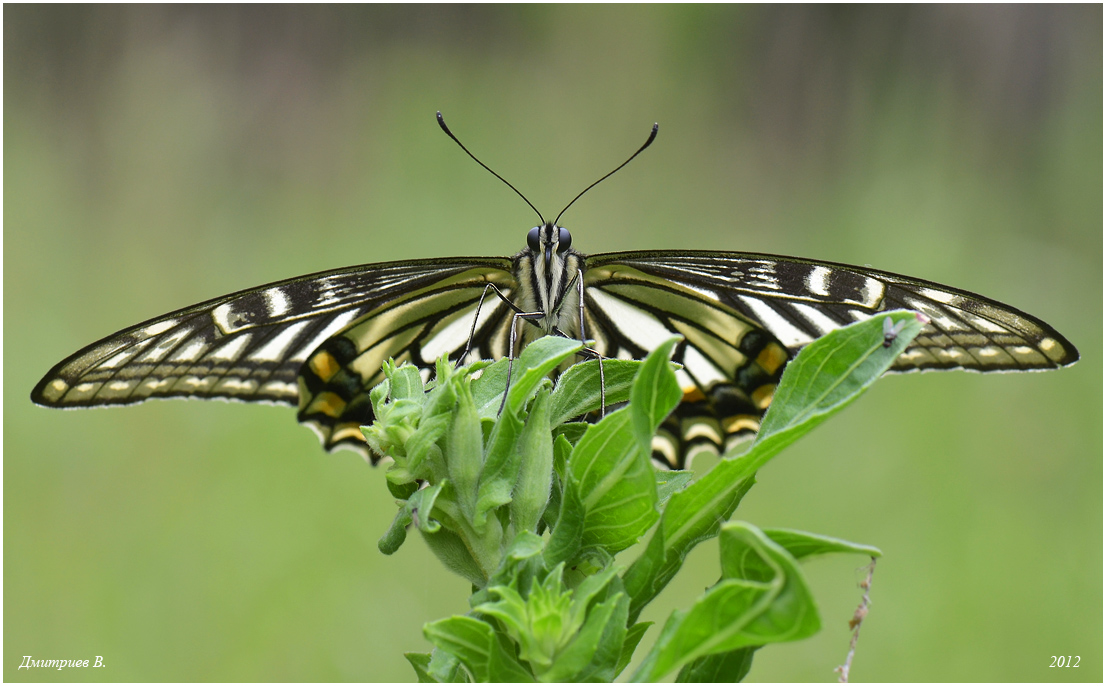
[41,379,69,403]
[69,383,98,401]
[723,415,761,435]
[306,391,347,418]
[682,418,722,444]
[1009,346,1046,365]
[756,342,788,375]
[751,383,775,410]
[332,425,368,444]
[309,351,341,382]
[651,434,678,468]
[1039,337,1061,361]
[682,386,706,403]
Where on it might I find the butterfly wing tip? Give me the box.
[31,376,70,406]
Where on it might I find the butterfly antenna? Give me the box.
[554,122,658,227]
[437,111,545,225]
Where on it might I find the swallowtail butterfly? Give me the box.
[31,115,1079,468]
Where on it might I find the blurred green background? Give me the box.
[5,5,1101,682]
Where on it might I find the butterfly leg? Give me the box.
[456,282,527,367]
[499,309,546,414]
[552,269,606,416]
[458,283,561,416]
[576,269,607,417]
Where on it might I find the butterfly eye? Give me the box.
[558,227,572,252]
[527,227,541,252]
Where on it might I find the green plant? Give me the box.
[362,311,924,682]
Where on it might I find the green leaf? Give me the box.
[629,337,682,448]
[548,358,642,425]
[623,312,921,620]
[423,617,494,681]
[541,434,573,532]
[566,563,622,631]
[378,481,444,555]
[542,590,629,682]
[423,616,534,683]
[389,361,427,401]
[362,362,426,462]
[426,648,470,683]
[476,530,546,604]
[471,358,512,418]
[675,646,757,683]
[633,523,820,681]
[511,389,554,533]
[544,477,585,566]
[404,652,438,683]
[369,375,391,417]
[616,621,653,677]
[755,310,925,442]
[550,338,682,562]
[473,398,524,530]
[478,566,575,675]
[386,477,419,501]
[476,560,631,682]
[655,470,694,509]
[421,524,487,588]
[448,381,483,522]
[561,410,658,554]
[760,529,882,563]
[553,421,588,446]
[504,336,584,415]
[406,411,450,478]
[474,584,534,656]
[622,475,757,622]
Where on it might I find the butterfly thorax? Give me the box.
[512,223,584,342]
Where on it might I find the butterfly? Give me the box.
[31,114,1080,468]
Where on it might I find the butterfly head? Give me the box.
[517,222,581,330]
[527,223,572,266]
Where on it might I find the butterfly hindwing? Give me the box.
[582,257,790,468]
[297,266,518,459]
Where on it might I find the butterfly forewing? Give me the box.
[31,258,514,418]
[583,250,1078,468]
[592,251,1077,371]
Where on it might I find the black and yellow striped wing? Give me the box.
[33,246,1078,468]
[32,257,516,459]
[582,250,1079,468]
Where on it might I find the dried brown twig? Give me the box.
[835,557,877,683]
